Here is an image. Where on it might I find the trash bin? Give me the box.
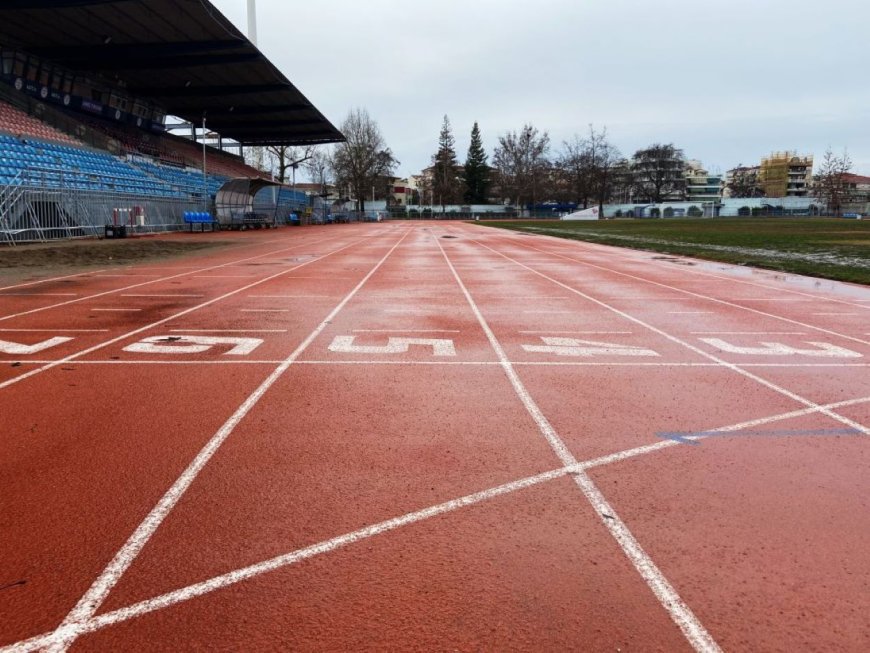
[105,224,127,238]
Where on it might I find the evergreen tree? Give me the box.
[431,115,461,209]
[463,121,490,204]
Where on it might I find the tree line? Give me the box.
[252,109,857,214]
[421,117,690,212]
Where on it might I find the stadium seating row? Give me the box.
[0,102,79,146]
[0,100,259,198]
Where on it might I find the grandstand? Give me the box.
[0,0,342,243]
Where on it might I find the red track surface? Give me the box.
[1,222,868,652]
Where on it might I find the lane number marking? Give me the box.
[700,338,862,358]
[328,336,457,357]
[0,337,74,355]
[522,337,660,357]
[124,336,264,356]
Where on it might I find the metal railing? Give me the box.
[1,166,209,243]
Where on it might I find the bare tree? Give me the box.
[556,135,594,208]
[492,124,550,207]
[815,147,853,216]
[585,125,623,217]
[632,143,686,203]
[330,108,398,212]
[304,146,332,193]
[726,165,762,198]
[265,145,312,183]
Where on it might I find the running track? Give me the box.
[1,222,868,651]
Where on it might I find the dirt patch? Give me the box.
[0,235,235,285]
[820,239,870,245]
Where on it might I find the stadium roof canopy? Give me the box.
[0,0,344,145]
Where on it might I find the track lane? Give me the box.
[0,227,396,390]
[0,227,367,323]
[521,231,870,311]
[0,227,406,648]
[77,478,694,653]
[37,225,711,651]
[1,222,867,651]
[489,230,870,345]
[461,223,869,651]
[41,229,413,652]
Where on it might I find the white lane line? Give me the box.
[0,293,79,297]
[519,330,632,335]
[9,392,870,653]
[628,246,870,310]
[15,360,293,366]
[169,329,288,333]
[121,294,204,298]
[582,395,870,471]
[91,308,142,312]
[15,360,870,368]
[239,309,289,313]
[479,296,568,300]
[0,235,342,323]
[690,331,807,335]
[476,240,870,438]
[122,267,202,271]
[0,270,106,292]
[44,230,411,653]
[0,464,580,653]
[249,295,330,299]
[725,298,806,302]
[515,241,870,348]
[353,329,461,333]
[0,329,109,333]
[0,235,374,392]
[436,236,721,653]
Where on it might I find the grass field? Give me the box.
[481,218,870,285]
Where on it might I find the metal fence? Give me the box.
[1,166,209,244]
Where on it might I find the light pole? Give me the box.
[247,0,258,45]
[288,153,311,222]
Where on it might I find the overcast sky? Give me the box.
[210,0,869,178]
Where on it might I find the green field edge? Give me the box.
[474,220,870,286]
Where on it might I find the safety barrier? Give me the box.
[1,166,209,243]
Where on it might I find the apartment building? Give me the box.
[683,160,723,203]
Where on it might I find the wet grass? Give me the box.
[479,218,870,285]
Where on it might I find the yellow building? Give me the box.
[758,152,813,197]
